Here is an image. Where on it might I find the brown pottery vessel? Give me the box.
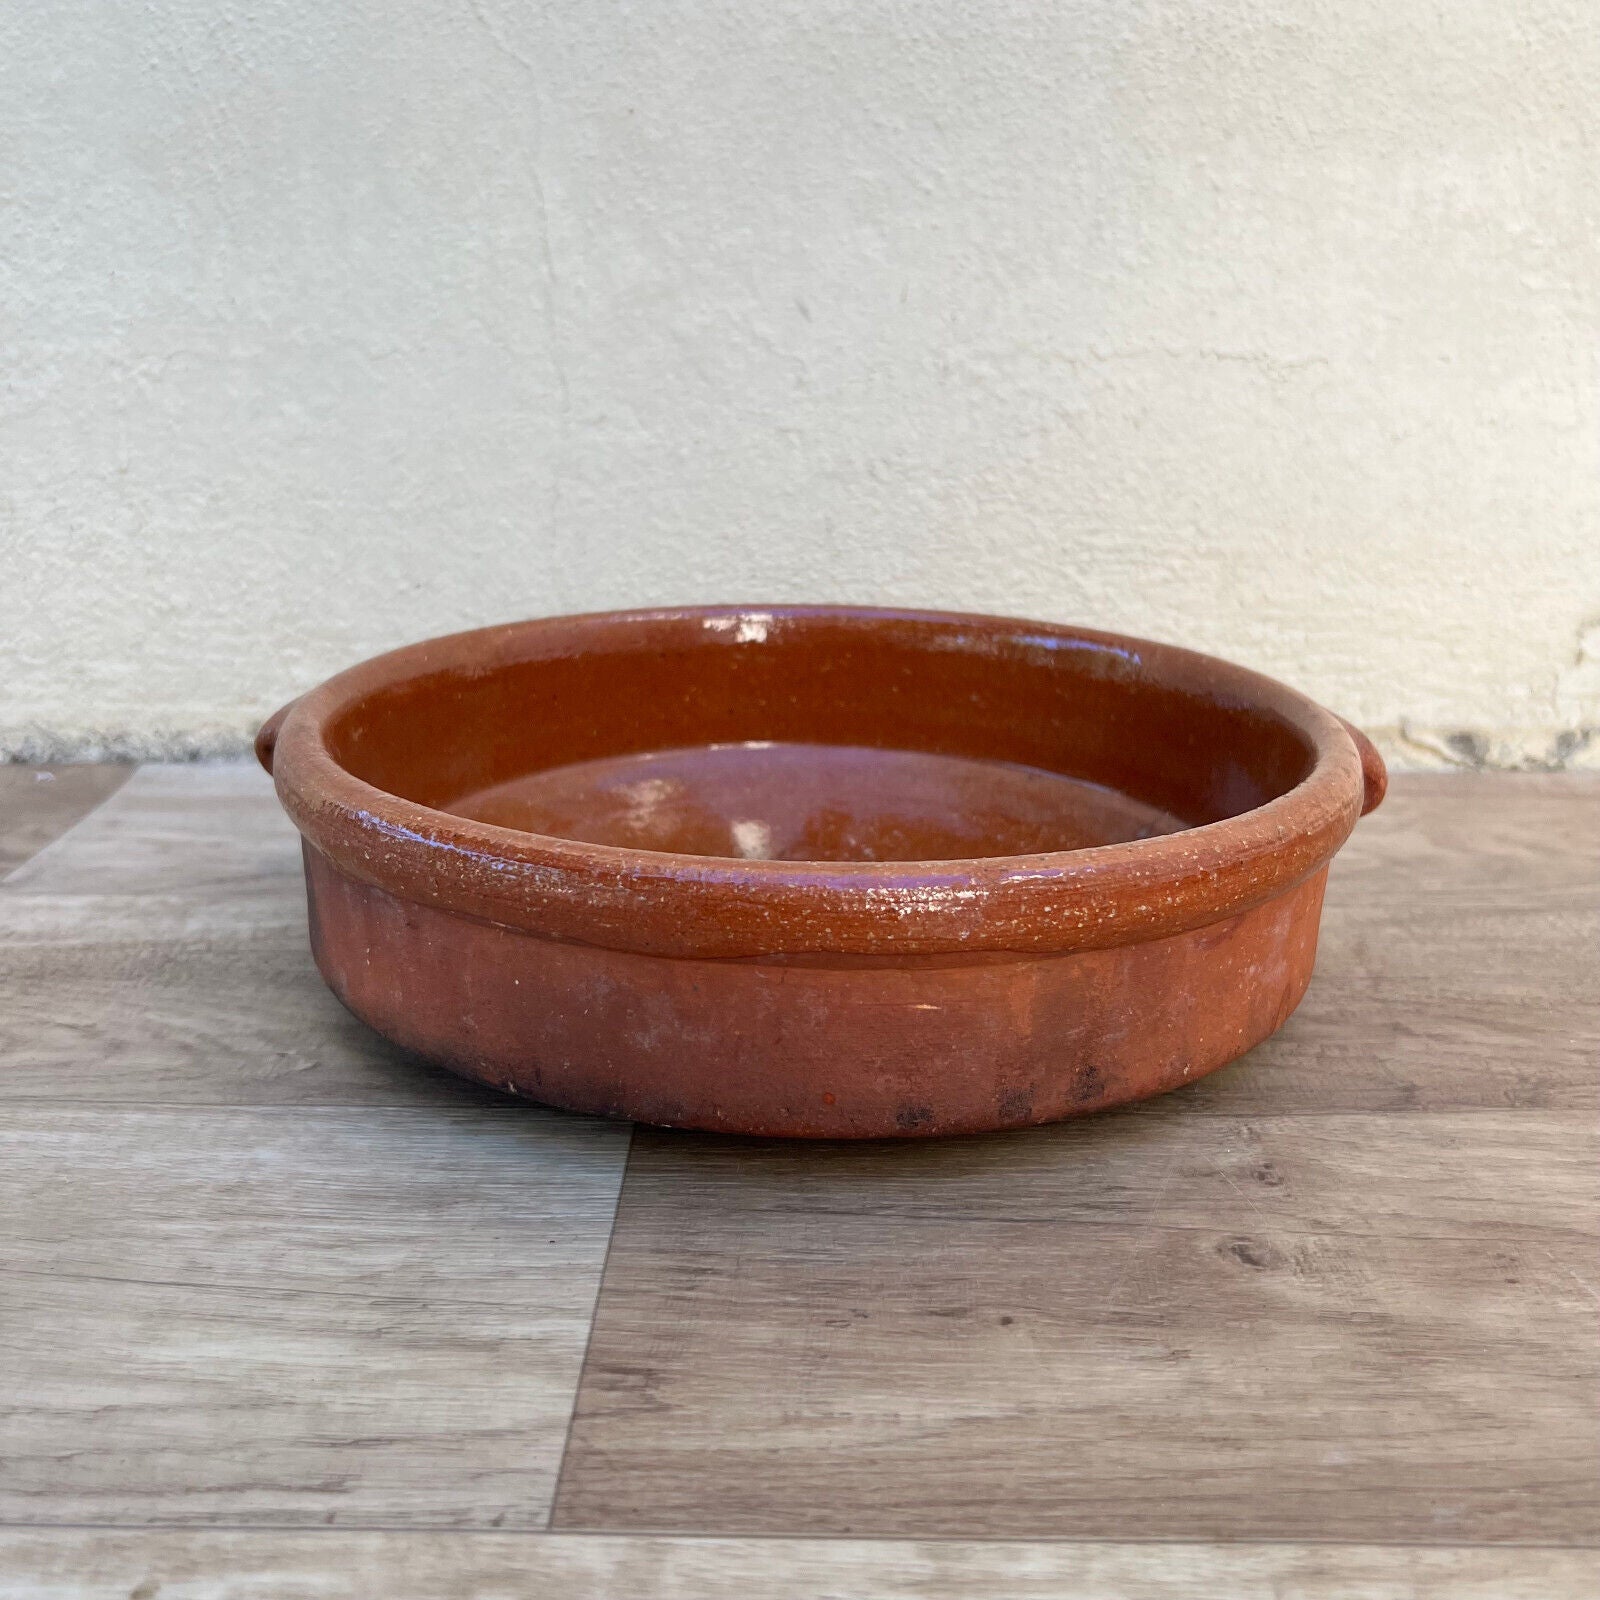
[257,606,1385,1138]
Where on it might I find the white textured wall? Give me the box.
[4,2,1597,766]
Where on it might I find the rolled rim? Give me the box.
[267,605,1370,958]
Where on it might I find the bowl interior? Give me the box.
[324,613,1317,863]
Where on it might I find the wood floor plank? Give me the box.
[0,763,509,1109]
[541,1109,1596,1243]
[0,764,132,878]
[3,761,305,901]
[5,765,1596,1557]
[552,776,1600,1542]
[1179,773,1600,1115]
[1,1531,1593,1600]
[1,764,636,1531]
[0,1105,630,1528]
[3,771,1591,1115]
[552,1136,1598,1540]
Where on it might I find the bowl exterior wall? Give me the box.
[302,844,1326,1138]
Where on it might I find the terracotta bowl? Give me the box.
[257,606,1385,1138]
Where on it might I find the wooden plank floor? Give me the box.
[0,767,632,1535]
[0,764,130,877]
[1,764,1595,1596]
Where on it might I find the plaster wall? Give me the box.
[4,2,1597,766]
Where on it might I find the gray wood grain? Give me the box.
[0,1105,629,1527]
[3,763,1596,1568]
[554,1139,1599,1540]
[1,1531,1593,1600]
[0,764,131,878]
[0,765,632,1529]
[4,769,1593,1115]
[542,1108,1596,1243]
[1184,773,1600,1115]
[551,776,1600,1541]
[0,763,509,1108]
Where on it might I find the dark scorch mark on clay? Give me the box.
[1073,1064,1105,1103]
[997,1088,1034,1122]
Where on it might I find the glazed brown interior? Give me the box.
[323,612,1317,863]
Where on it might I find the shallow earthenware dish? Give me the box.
[257,605,1385,1138]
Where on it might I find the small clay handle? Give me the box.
[1338,717,1387,816]
[254,698,299,776]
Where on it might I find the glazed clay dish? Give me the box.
[258,606,1386,1138]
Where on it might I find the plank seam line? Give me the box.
[546,1122,635,1527]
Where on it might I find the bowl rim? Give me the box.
[264,604,1375,958]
